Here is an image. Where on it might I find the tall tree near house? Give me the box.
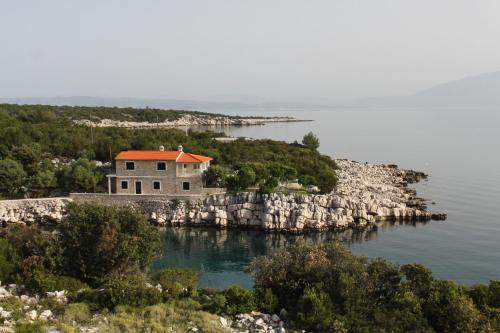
[302,132,320,151]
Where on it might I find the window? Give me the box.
[125,161,135,170]
[193,164,200,170]
[153,181,161,190]
[182,182,190,191]
[183,164,188,169]
[156,162,166,171]
[121,180,128,190]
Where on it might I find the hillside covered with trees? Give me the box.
[0,104,337,198]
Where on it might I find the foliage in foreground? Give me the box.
[0,202,160,288]
[1,202,497,332]
[247,241,500,333]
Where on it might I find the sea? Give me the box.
[151,106,500,289]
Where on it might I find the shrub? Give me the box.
[59,202,160,283]
[216,285,256,316]
[254,287,278,313]
[0,158,26,197]
[63,303,92,323]
[58,158,102,192]
[14,321,46,333]
[152,267,199,298]
[77,276,163,310]
[0,239,15,283]
[295,287,335,332]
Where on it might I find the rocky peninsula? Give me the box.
[0,159,446,231]
[74,114,304,128]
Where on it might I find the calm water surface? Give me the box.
[152,107,500,288]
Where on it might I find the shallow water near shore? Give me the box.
[152,106,500,288]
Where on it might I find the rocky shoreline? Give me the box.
[74,114,305,128]
[0,159,446,231]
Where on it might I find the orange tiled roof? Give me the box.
[177,153,213,163]
[115,150,212,163]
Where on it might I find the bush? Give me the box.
[77,276,163,311]
[152,267,199,298]
[58,158,102,192]
[24,271,88,294]
[254,287,278,313]
[59,202,160,283]
[295,287,336,332]
[63,303,92,323]
[14,321,46,333]
[0,239,15,283]
[247,241,499,332]
[0,158,26,197]
[215,285,256,316]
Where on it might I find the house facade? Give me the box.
[107,146,212,196]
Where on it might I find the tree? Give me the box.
[59,158,102,192]
[424,280,482,332]
[30,160,57,193]
[203,165,230,188]
[59,202,160,283]
[0,158,26,197]
[302,132,320,151]
[11,143,42,173]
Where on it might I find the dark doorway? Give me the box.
[135,181,142,194]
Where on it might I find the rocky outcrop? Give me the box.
[134,160,445,231]
[74,114,300,129]
[0,198,70,225]
[0,160,445,231]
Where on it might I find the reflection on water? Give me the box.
[151,221,431,289]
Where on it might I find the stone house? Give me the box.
[107,145,212,196]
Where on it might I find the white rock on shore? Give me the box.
[74,114,297,129]
[0,160,445,231]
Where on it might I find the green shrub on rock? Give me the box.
[215,285,256,316]
[59,202,160,283]
[77,276,163,311]
[254,287,278,314]
[152,267,198,298]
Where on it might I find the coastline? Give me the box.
[74,114,311,129]
[0,159,446,231]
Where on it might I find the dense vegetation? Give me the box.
[0,203,498,332]
[0,103,239,123]
[0,103,337,198]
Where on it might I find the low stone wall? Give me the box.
[0,197,70,224]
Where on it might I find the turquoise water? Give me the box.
[152,107,500,288]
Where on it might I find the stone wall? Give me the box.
[0,198,70,224]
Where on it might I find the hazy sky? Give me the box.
[1,0,500,100]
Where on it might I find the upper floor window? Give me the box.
[125,161,135,170]
[182,181,190,191]
[156,161,167,171]
[121,180,128,189]
[153,180,161,190]
[183,164,188,169]
[193,164,200,170]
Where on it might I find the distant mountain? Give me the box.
[0,95,331,114]
[356,70,500,107]
[2,70,500,109]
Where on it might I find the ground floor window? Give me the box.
[182,181,190,191]
[120,180,128,189]
[153,180,161,190]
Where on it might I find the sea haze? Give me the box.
[153,106,500,289]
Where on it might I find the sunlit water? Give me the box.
[152,107,500,288]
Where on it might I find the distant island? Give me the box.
[3,70,500,110]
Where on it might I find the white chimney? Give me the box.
[159,145,165,151]
[178,145,183,152]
